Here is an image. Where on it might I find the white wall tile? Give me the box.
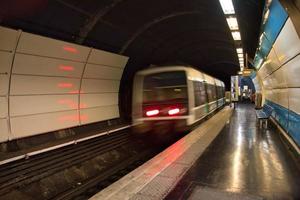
[276,89,288,108]
[0,74,9,96]
[80,105,119,124]
[83,64,123,80]
[0,26,19,51]
[17,32,90,62]
[10,95,78,117]
[288,88,300,114]
[88,49,128,68]
[10,75,80,95]
[283,54,300,87]
[10,110,80,139]
[274,18,300,65]
[270,67,287,89]
[13,53,85,78]
[0,51,13,74]
[0,119,9,142]
[80,93,118,108]
[81,79,120,93]
[0,97,8,118]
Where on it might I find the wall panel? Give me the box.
[254,1,300,147]
[13,54,85,78]
[0,25,129,143]
[0,74,9,96]
[81,79,120,93]
[17,32,90,62]
[10,75,80,95]
[0,27,19,51]
[10,110,80,139]
[0,51,13,74]
[276,89,288,108]
[88,49,128,68]
[0,97,8,118]
[271,67,287,88]
[288,88,300,114]
[80,93,118,108]
[273,18,300,64]
[0,119,9,142]
[83,64,123,80]
[283,55,300,87]
[80,106,119,124]
[267,48,281,72]
[10,95,78,117]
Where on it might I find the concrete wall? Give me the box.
[0,26,128,143]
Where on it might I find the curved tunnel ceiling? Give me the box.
[0,0,264,85]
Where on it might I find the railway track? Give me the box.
[0,129,152,199]
[0,127,177,200]
[53,149,155,200]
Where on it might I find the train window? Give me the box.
[207,84,212,102]
[222,87,225,98]
[193,81,206,107]
[207,84,217,102]
[217,86,223,99]
[143,71,188,103]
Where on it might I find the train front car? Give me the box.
[132,67,190,136]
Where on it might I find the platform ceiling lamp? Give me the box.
[219,0,244,71]
[219,0,235,14]
[226,17,239,30]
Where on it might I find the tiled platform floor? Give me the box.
[166,103,300,200]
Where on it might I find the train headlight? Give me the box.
[168,108,180,115]
[146,109,159,117]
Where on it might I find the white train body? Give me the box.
[132,66,225,133]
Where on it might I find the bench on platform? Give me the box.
[255,104,274,128]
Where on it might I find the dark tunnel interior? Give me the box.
[0,0,265,119]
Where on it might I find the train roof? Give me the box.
[136,65,224,86]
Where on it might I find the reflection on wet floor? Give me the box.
[165,103,300,200]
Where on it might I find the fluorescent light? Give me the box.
[236,48,243,54]
[219,0,235,14]
[239,58,244,62]
[226,17,239,30]
[263,9,270,24]
[238,53,243,58]
[232,31,241,40]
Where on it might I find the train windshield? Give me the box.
[143,71,187,104]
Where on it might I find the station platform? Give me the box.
[90,103,300,200]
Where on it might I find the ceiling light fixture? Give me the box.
[236,48,243,54]
[232,31,241,40]
[219,0,235,14]
[226,17,239,30]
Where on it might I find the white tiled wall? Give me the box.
[258,17,300,116]
[0,26,128,142]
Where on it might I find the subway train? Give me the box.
[132,66,225,135]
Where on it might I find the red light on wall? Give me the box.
[146,109,159,117]
[168,108,180,115]
[59,65,74,71]
[79,103,87,109]
[80,114,88,122]
[59,115,79,122]
[63,46,78,53]
[58,83,73,88]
